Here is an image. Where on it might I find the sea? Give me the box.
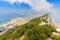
[0,13,29,25]
[0,12,59,25]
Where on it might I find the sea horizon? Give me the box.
[0,13,60,25]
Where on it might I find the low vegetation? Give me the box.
[0,14,56,40]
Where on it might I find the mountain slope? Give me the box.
[0,14,56,40]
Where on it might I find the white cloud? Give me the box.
[0,0,59,21]
[1,0,54,11]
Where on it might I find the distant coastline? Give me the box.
[0,17,25,26]
[0,17,28,35]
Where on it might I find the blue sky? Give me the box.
[48,0,60,23]
[48,0,60,9]
[0,0,60,10]
[0,1,31,10]
[0,0,60,24]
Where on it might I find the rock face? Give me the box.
[39,22,48,26]
[52,32,60,37]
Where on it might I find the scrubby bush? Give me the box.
[0,14,56,40]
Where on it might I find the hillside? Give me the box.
[0,14,56,40]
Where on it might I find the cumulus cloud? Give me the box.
[0,0,58,20]
[1,0,54,11]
